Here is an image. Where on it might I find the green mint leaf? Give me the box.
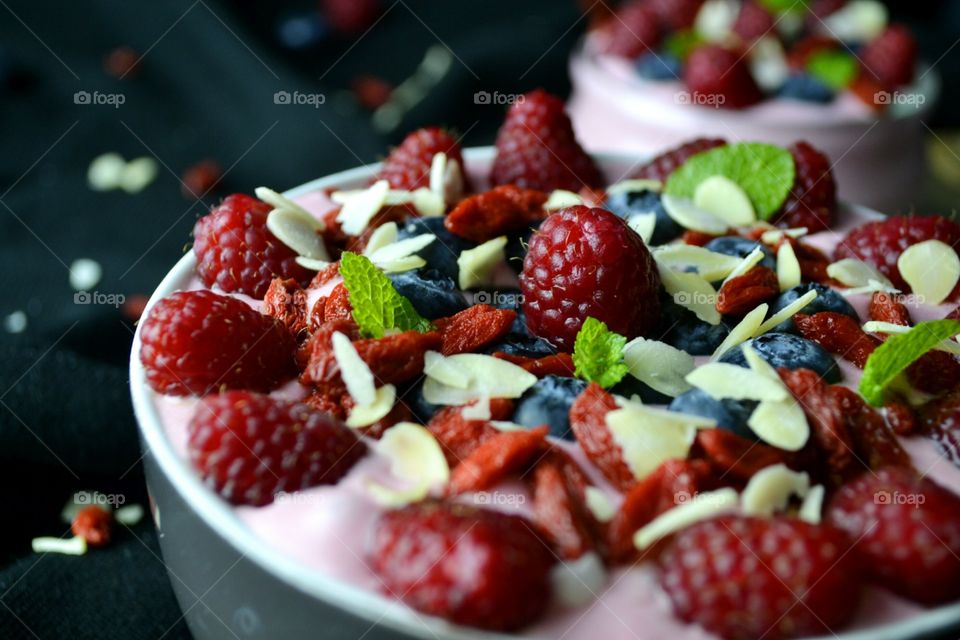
[807,50,858,90]
[664,142,796,220]
[859,319,960,406]
[760,0,807,15]
[663,30,703,61]
[339,252,433,338]
[573,317,629,389]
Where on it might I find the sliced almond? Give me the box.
[693,175,756,226]
[827,258,895,289]
[628,213,657,245]
[748,397,810,451]
[545,189,584,211]
[661,194,730,235]
[712,303,768,359]
[363,221,399,255]
[749,36,789,92]
[255,186,316,223]
[693,0,738,42]
[267,208,328,260]
[633,488,740,550]
[606,179,662,195]
[898,240,960,305]
[423,350,473,389]
[550,552,607,608]
[584,487,616,523]
[336,179,390,236]
[753,289,817,336]
[623,337,695,397]
[799,484,825,524]
[822,0,888,42]
[863,322,960,355]
[685,362,788,402]
[373,256,426,274]
[295,256,332,271]
[367,422,450,507]
[32,536,87,556]
[410,187,445,217]
[461,397,491,420]
[741,464,810,517]
[760,227,808,245]
[741,343,780,380]
[654,244,742,282]
[657,263,722,325]
[346,384,397,428]
[331,331,376,406]
[429,152,448,202]
[87,153,126,191]
[606,401,707,481]
[721,247,766,286]
[776,241,801,291]
[458,236,507,290]
[423,353,537,405]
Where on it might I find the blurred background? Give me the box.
[0,1,958,638]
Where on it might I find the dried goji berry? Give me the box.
[180,160,222,199]
[530,456,597,560]
[681,230,723,247]
[263,277,309,337]
[693,428,787,483]
[72,505,113,548]
[493,352,575,378]
[353,330,442,384]
[869,291,911,326]
[323,283,353,322]
[308,261,342,289]
[305,388,348,420]
[435,304,516,356]
[427,400,513,465]
[832,386,911,470]
[446,426,549,495]
[884,399,918,436]
[444,185,548,243]
[794,312,880,368]
[569,383,636,491]
[715,266,780,316]
[906,349,960,396]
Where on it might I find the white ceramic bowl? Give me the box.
[130,148,960,640]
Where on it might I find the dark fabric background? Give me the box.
[0,1,957,638]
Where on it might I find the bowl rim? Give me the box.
[130,147,960,640]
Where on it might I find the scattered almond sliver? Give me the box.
[863,322,960,355]
[267,208,329,261]
[623,337,695,397]
[798,484,826,524]
[692,175,756,226]
[332,332,376,406]
[584,487,616,523]
[32,536,88,556]
[550,552,607,608]
[760,227,807,244]
[255,186,316,223]
[752,289,818,336]
[336,180,391,236]
[422,353,537,405]
[657,262,721,325]
[741,464,810,517]
[748,396,809,451]
[653,244,742,282]
[685,362,789,402]
[458,236,507,290]
[661,194,729,235]
[897,240,960,306]
[633,488,739,550]
[721,246,766,286]
[545,189,584,211]
[827,258,895,290]
[346,384,397,428]
[366,422,450,507]
[776,241,801,291]
[628,213,657,245]
[712,303,768,359]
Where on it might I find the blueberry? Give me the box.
[603,189,682,244]
[397,217,475,281]
[611,375,672,405]
[276,12,329,50]
[635,51,682,81]
[668,389,757,440]
[719,332,841,383]
[658,295,730,356]
[778,74,835,104]
[513,376,587,440]
[485,302,558,358]
[703,237,776,270]
[768,283,859,333]
[402,378,438,424]
[388,269,467,319]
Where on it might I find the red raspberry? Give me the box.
[595,1,661,59]
[906,349,960,396]
[806,0,847,26]
[647,0,705,30]
[827,467,960,604]
[683,44,764,110]
[920,390,960,467]
[632,137,726,182]
[659,515,861,639]
[861,24,918,90]
[772,141,837,232]
[320,0,380,34]
[834,215,960,291]
[188,391,366,506]
[140,290,297,396]
[193,193,312,298]
[733,1,775,41]
[377,127,467,192]
[369,501,554,631]
[520,206,661,350]
[490,89,603,192]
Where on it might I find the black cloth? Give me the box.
[0,1,957,639]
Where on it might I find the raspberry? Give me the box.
[861,24,918,90]
[446,426,548,495]
[884,398,918,436]
[834,215,960,291]
[435,304,516,355]
[594,1,661,59]
[715,266,780,316]
[683,44,763,110]
[693,428,786,482]
[444,185,548,243]
[827,467,960,604]
[569,383,636,491]
[772,141,837,232]
[793,311,880,368]
[377,127,467,192]
[426,400,513,465]
[262,277,309,337]
[493,352,576,378]
[647,0,705,29]
[920,390,960,466]
[188,391,366,506]
[529,455,598,560]
[658,516,862,639]
[632,138,726,182]
[906,349,960,395]
[71,505,112,548]
[733,1,775,41]
[869,290,911,326]
[320,0,380,33]
[193,193,312,298]
[520,206,661,351]
[490,89,603,192]
[140,290,297,396]
[369,501,554,630]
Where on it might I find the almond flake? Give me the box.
[119,157,158,194]
[613,397,719,428]
[840,280,900,297]
[489,420,527,431]
[429,152,447,201]
[822,0,888,42]
[799,484,825,524]
[741,464,810,517]
[606,402,700,481]
[606,179,662,195]
[429,153,463,207]
[346,384,397,428]
[367,422,450,506]
[685,362,789,402]
[374,256,427,273]
[898,240,960,306]
[863,322,960,356]
[661,194,729,235]
[694,0,738,41]
[584,487,616,523]
[365,483,431,508]
[712,303,768,359]
[749,36,790,92]
[87,153,126,191]
[748,397,810,451]
[633,488,740,550]
[753,289,817,336]
[267,208,328,260]
[32,536,87,556]
[628,212,657,245]
[693,175,756,226]
[255,186,317,224]
[423,350,473,389]
[295,256,332,271]
[827,258,895,289]
[458,236,507,290]
[461,397,491,420]
[114,504,144,526]
[741,344,780,380]
[776,241,801,291]
[545,190,585,211]
[550,552,607,608]
[760,227,808,244]
[657,263,722,325]
[654,244,742,282]
[423,353,537,405]
[331,331,376,406]
[410,188,445,217]
[367,234,435,263]
[364,221,399,255]
[623,337,694,397]
[721,247,765,286]
[336,179,390,236]
[69,259,102,291]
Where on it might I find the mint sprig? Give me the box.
[859,319,960,406]
[664,142,796,220]
[573,317,629,389]
[807,50,858,90]
[339,252,433,338]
